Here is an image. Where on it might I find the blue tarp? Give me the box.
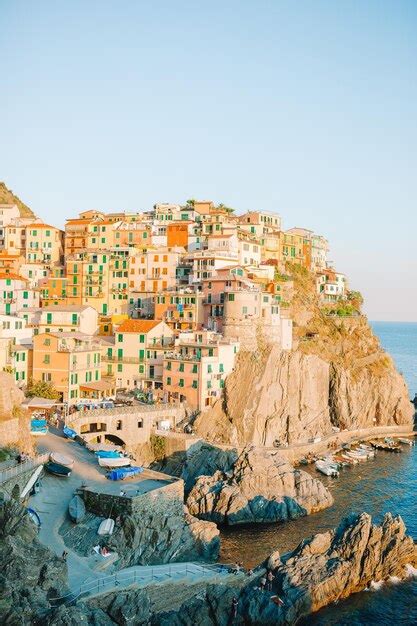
[63,426,77,439]
[107,466,144,481]
[95,450,122,459]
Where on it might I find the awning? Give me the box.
[22,397,60,409]
[80,380,116,392]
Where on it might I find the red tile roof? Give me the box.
[117,319,162,333]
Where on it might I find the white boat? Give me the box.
[49,452,74,469]
[340,453,359,465]
[398,438,414,446]
[346,451,367,462]
[359,445,376,458]
[315,460,339,477]
[98,456,131,468]
[98,518,115,536]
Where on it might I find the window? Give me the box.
[72,314,78,324]
[42,373,52,382]
[192,380,198,389]
[118,334,123,342]
[219,363,224,373]
[208,348,213,357]
[192,364,198,374]
[228,293,235,301]
[46,230,50,236]
[44,338,50,346]
[167,376,171,385]
[43,355,50,364]
[117,363,123,372]
[139,334,145,343]
[46,313,52,324]
[116,420,122,430]
[23,291,28,300]
[207,364,212,373]
[137,420,143,428]
[179,378,184,387]
[242,306,248,315]
[179,363,184,372]
[166,362,171,370]
[117,348,123,360]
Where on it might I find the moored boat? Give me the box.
[315,460,339,477]
[49,452,74,469]
[30,418,48,436]
[98,518,115,536]
[44,461,72,477]
[68,495,86,523]
[63,426,77,439]
[27,507,41,528]
[95,450,123,459]
[98,456,131,468]
[398,438,414,446]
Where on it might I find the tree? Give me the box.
[216,202,235,213]
[26,379,60,400]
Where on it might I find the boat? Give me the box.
[315,460,339,477]
[27,507,41,528]
[20,464,44,499]
[98,456,131,468]
[95,450,123,459]
[98,518,115,536]
[340,453,359,465]
[345,451,367,462]
[30,418,48,436]
[44,461,72,477]
[68,495,86,523]
[63,426,77,439]
[107,466,144,481]
[49,452,74,469]
[398,438,414,446]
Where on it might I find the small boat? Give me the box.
[98,518,115,536]
[49,452,74,469]
[27,507,41,528]
[98,456,131,468]
[63,426,77,439]
[68,495,86,523]
[44,461,72,477]
[346,451,367,462]
[95,450,123,459]
[398,438,414,446]
[340,453,359,465]
[315,460,339,477]
[107,466,144,481]
[30,418,48,436]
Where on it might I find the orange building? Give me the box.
[167,223,189,248]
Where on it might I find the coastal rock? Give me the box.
[0,499,69,623]
[186,445,333,525]
[194,321,413,447]
[150,512,417,625]
[108,504,220,566]
[241,511,417,624]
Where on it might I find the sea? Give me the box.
[219,321,417,625]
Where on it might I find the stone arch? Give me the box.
[105,434,126,446]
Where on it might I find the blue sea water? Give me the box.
[220,321,417,625]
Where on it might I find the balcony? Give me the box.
[102,355,145,364]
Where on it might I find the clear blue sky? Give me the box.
[1,1,416,321]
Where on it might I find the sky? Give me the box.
[0,1,416,321]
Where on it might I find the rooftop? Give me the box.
[117,319,163,333]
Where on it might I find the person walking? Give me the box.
[267,570,275,591]
[260,575,267,592]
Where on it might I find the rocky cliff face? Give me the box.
[194,272,413,446]
[108,504,220,567]
[187,446,333,525]
[0,499,69,624]
[152,512,417,626]
[0,181,35,218]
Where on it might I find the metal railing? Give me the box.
[0,453,49,485]
[68,403,180,424]
[49,562,235,606]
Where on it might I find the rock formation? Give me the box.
[186,445,333,525]
[0,181,35,217]
[194,270,413,447]
[0,499,69,623]
[107,503,220,567]
[0,371,25,420]
[153,512,417,625]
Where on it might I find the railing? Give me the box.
[49,562,234,606]
[68,403,181,424]
[0,453,49,485]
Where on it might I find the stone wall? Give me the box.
[82,473,184,518]
[0,417,20,446]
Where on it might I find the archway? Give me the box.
[105,434,126,446]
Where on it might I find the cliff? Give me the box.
[195,268,413,446]
[153,512,417,625]
[0,181,35,218]
[186,445,333,525]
